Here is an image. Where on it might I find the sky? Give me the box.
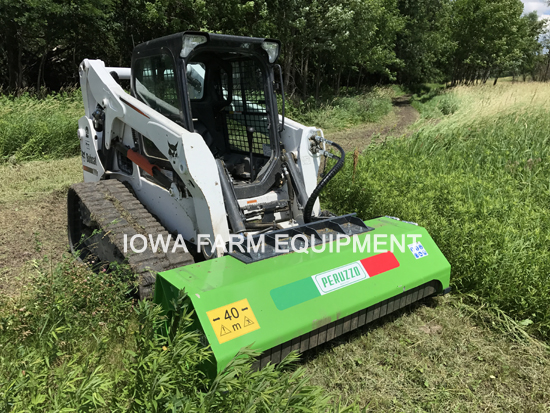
[522,0,550,20]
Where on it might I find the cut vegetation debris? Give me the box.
[305,297,550,412]
[0,158,82,295]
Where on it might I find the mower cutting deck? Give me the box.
[154,216,451,373]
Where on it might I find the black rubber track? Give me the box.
[67,179,194,299]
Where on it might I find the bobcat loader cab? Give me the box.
[133,33,288,210]
[70,31,451,373]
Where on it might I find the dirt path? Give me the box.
[0,193,70,294]
[0,158,82,295]
[331,95,419,153]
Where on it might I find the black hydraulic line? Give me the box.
[282,165,294,217]
[245,222,277,230]
[246,126,256,181]
[303,141,346,223]
[216,159,247,234]
[284,152,309,209]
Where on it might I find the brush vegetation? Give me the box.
[0,90,83,163]
[325,82,550,339]
[2,82,550,411]
[0,259,335,412]
[286,88,395,133]
[0,88,394,162]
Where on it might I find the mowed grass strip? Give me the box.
[0,156,82,204]
[304,296,550,412]
[325,82,550,339]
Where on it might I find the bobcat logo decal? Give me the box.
[168,141,178,158]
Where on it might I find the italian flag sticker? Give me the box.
[312,252,400,295]
[270,251,401,311]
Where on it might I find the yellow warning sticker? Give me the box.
[206,298,260,344]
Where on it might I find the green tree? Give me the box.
[0,0,115,91]
[395,0,454,85]
[517,12,546,80]
[449,0,526,85]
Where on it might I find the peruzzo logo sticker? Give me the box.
[408,242,428,259]
[312,262,368,295]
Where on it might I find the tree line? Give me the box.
[0,0,547,99]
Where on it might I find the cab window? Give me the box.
[134,54,182,121]
[186,62,206,100]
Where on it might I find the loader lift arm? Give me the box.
[78,58,230,257]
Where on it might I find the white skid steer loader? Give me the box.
[69,31,450,372]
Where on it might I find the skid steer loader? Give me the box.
[69,31,451,373]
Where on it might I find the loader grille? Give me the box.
[252,280,442,370]
[222,59,271,155]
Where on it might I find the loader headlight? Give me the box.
[181,34,207,58]
[261,41,279,63]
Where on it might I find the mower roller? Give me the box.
[69,31,451,373]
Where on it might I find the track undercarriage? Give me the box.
[67,180,194,298]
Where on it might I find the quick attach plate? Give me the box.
[229,214,374,264]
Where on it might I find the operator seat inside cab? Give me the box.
[186,53,233,157]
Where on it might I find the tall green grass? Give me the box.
[325,83,550,339]
[0,258,335,412]
[285,88,394,132]
[0,87,394,162]
[0,90,82,163]
[411,91,460,118]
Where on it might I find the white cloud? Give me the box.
[522,0,550,16]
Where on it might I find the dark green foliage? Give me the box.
[1,0,546,97]
[449,0,527,85]
[395,0,454,85]
[324,108,550,339]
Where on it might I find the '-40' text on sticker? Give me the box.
[206,298,260,344]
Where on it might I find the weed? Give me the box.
[284,88,394,133]
[0,258,335,411]
[0,89,83,163]
[1,87,395,162]
[324,83,550,339]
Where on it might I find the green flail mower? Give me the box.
[154,215,450,373]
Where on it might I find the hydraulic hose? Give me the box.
[216,159,247,234]
[303,141,346,223]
